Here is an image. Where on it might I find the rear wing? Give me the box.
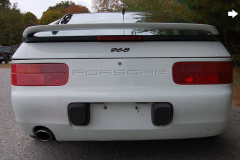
[23,23,220,43]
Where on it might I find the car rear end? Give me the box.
[11,13,232,141]
[0,46,12,63]
[0,47,5,63]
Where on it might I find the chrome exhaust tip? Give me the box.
[34,130,53,142]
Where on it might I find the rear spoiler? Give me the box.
[23,23,219,38]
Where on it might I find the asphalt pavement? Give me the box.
[1,67,240,160]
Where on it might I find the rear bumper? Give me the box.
[11,84,232,141]
[18,121,227,141]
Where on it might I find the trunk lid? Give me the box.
[13,41,229,59]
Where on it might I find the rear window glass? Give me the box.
[0,47,10,52]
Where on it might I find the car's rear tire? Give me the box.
[4,58,9,64]
[0,60,2,64]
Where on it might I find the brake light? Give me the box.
[11,64,69,86]
[97,36,143,41]
[2,52,5,56]
[172,62,232,85]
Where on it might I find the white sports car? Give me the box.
[11,12,232,141]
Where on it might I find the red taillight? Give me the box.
[97,36,143,41]
[172,62,232,85]
[11,64,69,86]
[2,52,5,56]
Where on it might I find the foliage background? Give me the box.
[0,0,89,45]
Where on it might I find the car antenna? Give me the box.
[122,0,125,23]
[122,0,126,35]
[122,8,125,23]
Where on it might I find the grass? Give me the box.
[233,67,240,86]
[233,67,240,107]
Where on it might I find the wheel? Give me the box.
[0,60,2,64]
[4,57,9,64]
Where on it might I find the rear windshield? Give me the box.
[68,12,190,24]
[0,47,10,52]
[34,12,212,37]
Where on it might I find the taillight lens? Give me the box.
[2,52,5,56]
[97,36,143,41]
[172,62,232,85]
[11,64,69,86]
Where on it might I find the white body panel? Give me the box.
[11,50,232,140]
[13,42,229,59]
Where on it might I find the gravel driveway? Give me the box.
[1,67,240,160]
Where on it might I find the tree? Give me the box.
[48,0,74,10]
[45,0,74,14]
[11,2,18,10]
[24,12,39,27]
[40,1,90,25]
[0,8,25,45]
[0,0,11,9]
[177,0,240,33]
[39,9,63,25]
[40,0,75,25]
[123,0,191,20]
[92,0,122,12]
[65,3,90,14]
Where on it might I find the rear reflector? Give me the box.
[11,64,69,86]
[97,36,143,41]
[172,62,232,85]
